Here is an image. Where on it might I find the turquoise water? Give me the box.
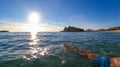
[0,32,120,67]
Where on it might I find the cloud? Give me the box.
[43,18,105,30]
[0,20,63,32]
[0,22,26,32]
[70,21,108,30]
[65,15,107,30]
[75,22,105,30]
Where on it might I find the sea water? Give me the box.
[0,32,120,67]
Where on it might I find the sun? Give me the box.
[28,12,40,23]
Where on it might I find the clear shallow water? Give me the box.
[0,32,120,67]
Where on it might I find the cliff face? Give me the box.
[61,26,84,32]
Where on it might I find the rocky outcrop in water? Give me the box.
[0,30,9,32]
[61,26,84,32]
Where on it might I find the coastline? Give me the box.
[105,30,120,32]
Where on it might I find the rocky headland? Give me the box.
[61,26,84,32]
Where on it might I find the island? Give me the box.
[61,26,84,32]
[0,30,9,32]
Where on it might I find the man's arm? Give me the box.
[63,42,120,67]
[110,57,120,67]
[63,42,98,61]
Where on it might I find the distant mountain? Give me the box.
[97,29,107,31]
[61,26,84,32]
[97,26,120,31]
[0,30,9,32]
[85,29,95,32]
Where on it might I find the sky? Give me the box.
[0,0,120,32]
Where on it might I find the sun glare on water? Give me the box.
[28,12,40,39]
[25,12,40,60]
[23,12,49,60]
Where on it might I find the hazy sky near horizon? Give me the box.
[0,0,120,32]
